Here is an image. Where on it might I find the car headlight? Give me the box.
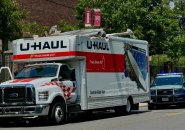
[150,89,156,96]
[38,91,49,101]
[174,88,185,94]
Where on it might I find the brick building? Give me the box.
[0,0,79,71]
[17,0,79,27]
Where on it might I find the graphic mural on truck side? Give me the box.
[124,44,147,92]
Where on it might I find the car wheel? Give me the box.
[49,102,66,125]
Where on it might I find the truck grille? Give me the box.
[0,86,35,105]
[157,89,173,96]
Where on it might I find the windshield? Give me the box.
[15,65,58,79]
[151,76,183,87]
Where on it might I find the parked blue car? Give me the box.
[148,73,185,110]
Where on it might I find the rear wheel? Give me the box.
[114,98,132,115]
[123,99,132,114]
[49,102,66,125]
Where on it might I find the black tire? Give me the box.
[123,99,132,114]
[114,99,132,115]
[49,102,66,125]
[115,106,131,115]
[132,103,139,110]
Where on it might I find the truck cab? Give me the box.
[0,63,77,124]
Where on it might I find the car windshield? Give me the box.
[15,65,58,79]
[151,76,183,87]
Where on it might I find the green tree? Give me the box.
[76,0,184,57]
[164,1,185,63]
[0,0,25,66]
[58,20,79,32]
[21,21,49,37]
[21,20,79,37]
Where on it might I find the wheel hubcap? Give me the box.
[126,100,131,112]
[55,106,63,122]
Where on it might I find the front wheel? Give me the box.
[49,102,66,125]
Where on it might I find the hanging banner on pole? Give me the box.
[93,9,101,27]
[85,8,92,27]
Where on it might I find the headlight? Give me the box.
[174,88,185,94]
[150,89,156,96]
[38,91,49,101]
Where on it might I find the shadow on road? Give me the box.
[68,109,149,123]
[0,109,149,128]
[149,104,185,110]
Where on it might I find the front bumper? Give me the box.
[150,95,185,105]
[0,105,50,117]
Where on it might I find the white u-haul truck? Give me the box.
[0,29,149,124]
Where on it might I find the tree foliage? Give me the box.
[58,20,79,32]
[21,21,49,37]
[0,0,25,41]
[0,0,25,67]
[76,0,185,61]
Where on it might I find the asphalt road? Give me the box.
[0,104,185,130]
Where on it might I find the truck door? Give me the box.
[59,65,77,103]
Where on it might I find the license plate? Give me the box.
[162,98,169,102]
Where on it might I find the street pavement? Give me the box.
[0,104,185,130]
